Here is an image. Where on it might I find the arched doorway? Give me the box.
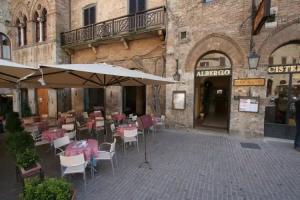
[194,52,232,130]
[265,41,300,139]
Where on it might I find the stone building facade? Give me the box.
[165,0,300,138]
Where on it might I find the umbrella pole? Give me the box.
[139,128,152,170]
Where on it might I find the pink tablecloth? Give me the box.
[112,114,126,122]
[42,128,65,142]
[115,124,137,137]
[87,119,95,130]
[65,139,98,161]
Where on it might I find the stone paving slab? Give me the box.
[1,129,300,200]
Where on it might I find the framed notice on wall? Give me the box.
[238,97,259,113]
[172,91,186,110]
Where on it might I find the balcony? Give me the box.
[61,6,166,49]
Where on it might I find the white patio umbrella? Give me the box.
[0,59,37,88]
[22,63,176,115]
[23,63,176,88]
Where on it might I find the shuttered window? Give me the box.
[83,6,96,26]
[129,0,146,14]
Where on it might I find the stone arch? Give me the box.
[11,2,29,24]
[258,19,300,64]
[29,0,51,20]
[185,33,245,72]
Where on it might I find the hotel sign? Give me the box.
[253,0,271,35]
[234,78,265,86]
[268,65,300,74]
[195,69,231,77]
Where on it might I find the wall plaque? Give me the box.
[253,0,271,35]
[268,65,300,74]
[234,78,265,86]
[195,69,231,77]
[172,91,186,110]
[238,97,259,113]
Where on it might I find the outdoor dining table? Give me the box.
[41,128,66,143]
[115,123,137,138]
[64,139,98,161]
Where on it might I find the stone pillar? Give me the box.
[71,88,84,112]
[20,24,25,46]
[48,89,57,118]
[38,17,43,42]
[105,86,122,115]
[28,89,37,115]
[12,89,20,113]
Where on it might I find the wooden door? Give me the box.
[37,89,48,116]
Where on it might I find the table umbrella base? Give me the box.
[139,160,152,170]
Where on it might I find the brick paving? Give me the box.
[1,129,300,200]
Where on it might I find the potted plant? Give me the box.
[22,178,76,200]
[5,112,23,133]
[6,131,34,158]
[16,148,41,176]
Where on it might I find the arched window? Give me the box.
[34,12,40,42]
[42,9,47,41]
[16,18,21,47]
[196,52,232,69]
[0,33,11,60]
[23,16,28,45]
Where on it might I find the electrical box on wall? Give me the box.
[265,7,278,28]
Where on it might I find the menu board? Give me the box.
[239,97,259,113]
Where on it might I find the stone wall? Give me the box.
[71,36,166,115]
[165,0,300,137]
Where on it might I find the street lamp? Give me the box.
[173,59,180,81]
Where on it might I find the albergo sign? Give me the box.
[195,69,231,77]
[268,65,300,74]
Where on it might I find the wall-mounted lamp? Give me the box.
[248,0,261,69]
[173,59,181,81]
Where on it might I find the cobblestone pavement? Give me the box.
[1,129,300,200]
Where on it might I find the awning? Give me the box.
[24,63,176,88]
[0,59,37,88]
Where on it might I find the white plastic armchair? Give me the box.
[123,129,139,153]
[59,154,88,185]
[31,128,49,147]
[95,138,118,176]
[53,136,70,156]
[62,123,75,131]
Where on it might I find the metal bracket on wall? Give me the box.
[120,37,129,50]
[88,44,97,54]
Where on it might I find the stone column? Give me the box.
[20,24,25,46]
[38,17,43,42]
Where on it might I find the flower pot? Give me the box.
[20,162,42,178]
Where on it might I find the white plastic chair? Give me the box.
[59,154,88,185]
[123,129,139,153]
[95,138,118,176]
[132,115,138,122]
[62,123,75,131]
[95,120,105,141]
[53,136,70,156]
[155,115,166,129]
[83,112,89,120]
[110,123,116,140]
[65,117,75,124]
[65,130,76,141]
[31,128,50,146]
[136,121,145,141]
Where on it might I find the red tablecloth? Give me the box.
[65,139,98,161]
[42,128,65,142]
[115,124,137,138]
[112,114,126,122]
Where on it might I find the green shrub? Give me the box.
[22,178,72,200]
[16,148,39,170]
[6,131,34,158]
[5,112,23,133]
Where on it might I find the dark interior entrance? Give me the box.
[84,88,104,113]
[194,76,231,129]
[123,86,146,116]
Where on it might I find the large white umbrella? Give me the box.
[0,59,37,88]
[23,63,176,88]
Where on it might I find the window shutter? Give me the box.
[84,8,89,26]
[129,0,137,14]
[90,7,96,24]
[138,0,146,12]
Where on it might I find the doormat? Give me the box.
[240,142,261,150]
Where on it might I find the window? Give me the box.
[42,9,47,41]
[0,33,11,59]
[281,57,287,65]
[269,57,274,65]
[23,16,27,45]
[180,31,187,40]
[203,0,213,3]
[129,0,146,14]
[34,12,40,42]
[83,5,96,26]
[16,19,21,46]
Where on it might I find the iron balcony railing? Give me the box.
[61,6,166,46]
